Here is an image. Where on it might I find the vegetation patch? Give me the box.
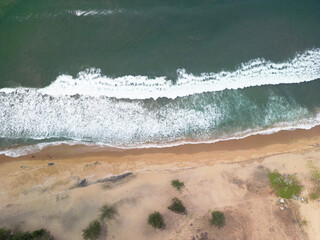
[0,228,11,240]
[268,170,303,199]
[99,204,117,222]
[308,161,320,200]
[210,211,225,228]
[0,228,54,240]
[168,197,186,214]
[171,179,185,191]
[82,220,101,240]
[147,211,164,229]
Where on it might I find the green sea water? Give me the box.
[0,0,320,154]
[1,0,320,87]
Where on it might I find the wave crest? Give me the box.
[28,48,320,100]
[1,49,320,151]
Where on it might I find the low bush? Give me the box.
[210,211,225,228]
[171,179,185,191]
[99,204,117,222]
[0,228,54,240]
[268,170,303,199]
[147,212,164,229]
[82,220,101,240]
[0,228,11,240]
[309,192,319,200]
[308,161,320,200]
[168,198,186,214]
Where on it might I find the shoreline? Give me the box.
[0,123,319,195]
[1,124,320,163]
[0,121,320,239]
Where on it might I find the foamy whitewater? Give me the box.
[2,49,320,99]
[9,9,123,21]
[1,49,320,157]
[34,48,320,100]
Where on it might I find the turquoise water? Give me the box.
[1,0,320,154]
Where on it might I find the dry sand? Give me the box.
[0,127,320,240]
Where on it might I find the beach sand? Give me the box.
[0,126,320,239]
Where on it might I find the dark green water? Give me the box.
[1,0,320,87]
[0,0,320,155]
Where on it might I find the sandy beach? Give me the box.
[1,126,320,240]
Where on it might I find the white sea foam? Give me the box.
[1,49,319,100]
[29,48,320,100]
[11,9,122,21]
[1,49,320,156]
[0,141,76,158]
[67,9,122,17]
[0,85,318,154]
[1,114,320,158]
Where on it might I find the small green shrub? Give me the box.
[309,192,319,200]
[31,229,54,240]
[309,161,320,180]
[171,179,184,191]
[82,220,101,240]
[268,170,303,199]
[168,198,186,214]
[308,161,320,200]
[301,220,308,226]
[11,231,31,240]
[210,211,225,228]
[147,212,164,229]
[0,228,11,240]
[0,228,53,240]
[99,204,117,222]
[31,229,46,238]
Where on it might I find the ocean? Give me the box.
[1,0,320,156]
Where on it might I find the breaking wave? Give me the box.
[1,49,320,155]
[9,48,317,100]
[9,9,123,21]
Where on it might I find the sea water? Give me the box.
[1,0,320,156]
